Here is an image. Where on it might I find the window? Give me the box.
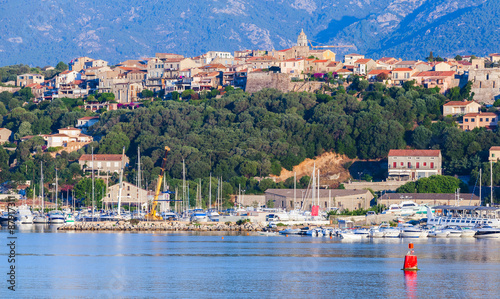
[465,118,469,122]
[423,162,427,166]
[493,118,496,122]
[480,118,483,122]
[400,162,403,166]
[408,162,411,168]
[416,162,419,169]
[471,118,475,122]
[393,162,396,168]
[115,162,119,167]
[486,118,490,122]
[431,162,434,169]
[493,154,496,158]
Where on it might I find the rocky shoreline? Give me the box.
[57,221,274,232]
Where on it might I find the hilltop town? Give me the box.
[2,30,500,211]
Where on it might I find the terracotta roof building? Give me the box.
[79,154,130,174]
[388,149,442,181]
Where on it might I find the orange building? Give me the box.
[462,112,498,131]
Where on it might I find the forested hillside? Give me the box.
[3,80,500,206]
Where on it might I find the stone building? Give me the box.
[388,149,442,181]
[469,68,500,104]
[264,189,373,211]
[17,74,44,87]
[103,181,151,207]
[489,146,500,162]
[79,154,130,174]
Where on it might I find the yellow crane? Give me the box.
[308,40,355,49]
[145,146,170,221]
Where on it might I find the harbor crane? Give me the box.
[308,40,355,49]
[145,146,170,221]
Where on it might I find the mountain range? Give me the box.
[0,0,499,66]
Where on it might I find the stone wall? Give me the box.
[0,86,21,93]
[469,68,500,104]
[245,72,292,93]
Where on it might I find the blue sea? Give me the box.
[1,225,500,298]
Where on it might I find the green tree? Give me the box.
[14,121,32,140]
[98,132,130,154]
[74,177,106,207]
[454,55,462,61]
[55,61,68,72]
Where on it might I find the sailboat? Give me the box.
[33,162,48,224]
[48,168,65,224]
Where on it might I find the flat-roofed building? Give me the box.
[264,188,373,211]
[388,149,442,181]
[462,112,498,130]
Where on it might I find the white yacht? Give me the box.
[15,206,34,224]
[190,210,208,222]
[33,211,48,224]
[383,204,402,215]
[399,224,424,238]
[427,206,500,228]
[207,210,220,222]
[48,211,66,224]
[474,226,500,238]
[400,201,420,216]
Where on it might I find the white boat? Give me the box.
[400,201,419,216]
[65,213,75,224]
[460,228,476,238]
[426,206,500,228]
[190,210,208,222]
[15,206,34,224]
[33,212,48,224]
[399,224,422,238]
[339,229,370,240]
[383,204,402,215]
[474,226,500,238]
[48,211,65,224]
[207,210,220,222]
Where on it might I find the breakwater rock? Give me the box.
[57,221,271,232]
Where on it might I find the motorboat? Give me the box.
[279,228,301,235]
[160,211,177,221]
[399,224,422,238]
[383,204,402,215]
[338,229,370,240]
[15,206,34,224]
[190,211,208,222]
[474,226,500,238]
[48,211,66,224]
[460,228,476,238]
[65,213,75,224]
[33,211,48,224]
[207,210,220,222]
[370,223,400,238]
[400,201,419,216]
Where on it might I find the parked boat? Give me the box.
[33,211,48,224]
[48,211,65,224]
[15,206,34,224]
[474,226,500,238]
[427,206,500,228]
[190,210,208,222]
[399,224,423,238]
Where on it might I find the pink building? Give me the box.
[462,112,498,131]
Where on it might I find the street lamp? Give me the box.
[358,172,363,181]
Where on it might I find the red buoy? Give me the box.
[403,243,418,271]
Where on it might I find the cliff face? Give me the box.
[0,0,495,66]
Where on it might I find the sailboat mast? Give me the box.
[55,168,58,210]
[137,147,141,213]
[479,168,482,205]
[92,146,95,217]
[491,159,494,205]
[312,164,315,209]
[117,146,126,216]
[209,173,212,210]
[40,162,44,212]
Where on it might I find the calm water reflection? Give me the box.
[1,225,500,298]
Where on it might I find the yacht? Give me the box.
[48,211,65,224]
[369,223,400,238]
[400,201,420,216]
[383,204,402,215]
[190,210,208,222]
[427,206,500,228]
[399,224,424,238]
[64,213,75,224]
[33,211,48,224]
[15,206,34,224]
[474,226,500,238]
[207,210,220,222]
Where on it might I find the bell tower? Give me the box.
[297,29,308,47]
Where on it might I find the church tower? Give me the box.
[297,29,308,47]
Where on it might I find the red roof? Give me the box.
[367,70,391,75]
[415,71,455,77]
[355,58,372,64]
[337,69,353,73]
[313,59,329,63]
[490,146,500,151]
[277,48,292,52]
[388,149,441,157]
[79,154,125,162]
[393,68,413,72]
[443,101,475,106]
[464,112,497,117]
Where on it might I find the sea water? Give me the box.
[1,225,500,298]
